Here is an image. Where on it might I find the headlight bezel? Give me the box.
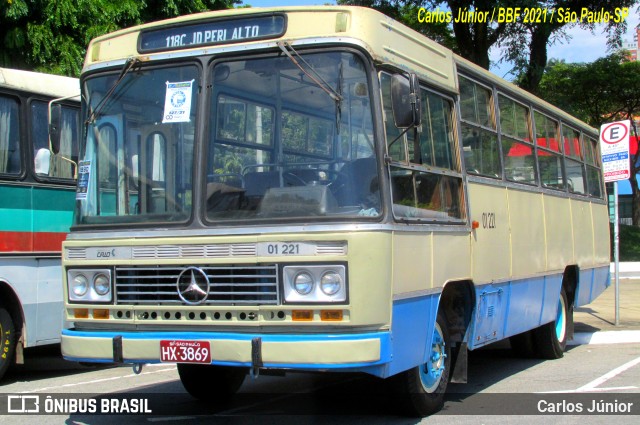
[283,264,347,304]
[67,269,113,303]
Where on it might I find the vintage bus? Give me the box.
[0,67,80,380]
[58,6,609,416]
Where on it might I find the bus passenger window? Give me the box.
[498,94,536,185]
[459,75,501,178]
[0,96,21,175]
[562,125,586,194]
[534,111,564,190]
[584,136,602,198]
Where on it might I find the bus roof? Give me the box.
[0,67,80,99]
[83,5,595,134]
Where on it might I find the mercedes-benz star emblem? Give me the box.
[177,267,210,305]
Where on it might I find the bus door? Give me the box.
[138,124,177,214]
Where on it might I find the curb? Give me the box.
[569,330,640,346]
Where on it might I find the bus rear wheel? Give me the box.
[532,287,571,359]
[0,308,16,381]
[390,313,451,417]
[177,364,246,401]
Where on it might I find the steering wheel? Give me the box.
[283,172,307,186]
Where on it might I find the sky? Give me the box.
[244,1,640,78]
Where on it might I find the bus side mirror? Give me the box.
[391,73,422,128]
[49,103,62,154]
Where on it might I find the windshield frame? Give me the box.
[72,46,386,231]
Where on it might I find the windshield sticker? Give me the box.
[76,160,91,200]
[162,80,194,123]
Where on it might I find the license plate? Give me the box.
[160,340,211,364]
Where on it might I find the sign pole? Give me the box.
[614,181,620,326]
[599,119,630,327]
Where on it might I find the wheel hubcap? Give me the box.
[419,322,447,393]
[555,295,567,342]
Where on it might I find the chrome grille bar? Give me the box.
[115,265,279,305]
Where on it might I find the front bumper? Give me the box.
[61,329,391,371]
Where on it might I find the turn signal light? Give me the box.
[74,309,89,319]
[292,310,313,321]
[321,310,343,321]
[93,309,109,319]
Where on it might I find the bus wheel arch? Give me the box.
[390,280,474,417]
[532,266,577,359]
[0,281,26,380]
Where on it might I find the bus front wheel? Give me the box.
[177,363,246,401]
[532,287,571,359]
[390,312,451,417]
[0,308,16,381]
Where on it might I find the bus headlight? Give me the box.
[283,265,346,303]
[72,274,89,297]
[293,272,314,295]
[93,273,111,296]
[320,271,342,295]
[67,269,112,303]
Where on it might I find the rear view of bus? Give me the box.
[0,68,79,380]
[60,7,610,416]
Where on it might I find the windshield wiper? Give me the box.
[277,42,343,104]
[86,57,140,124]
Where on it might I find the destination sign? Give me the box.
[139,15,286,53]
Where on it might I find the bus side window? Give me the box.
[534,111,564,190]
[31,101,79,179]
[498,94,536,185]
[381,72,465,221]
[459,75,501,178]
[0,95,21,175]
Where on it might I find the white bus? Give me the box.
[58,7,609,415]
[0,68,80,381]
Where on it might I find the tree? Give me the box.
[337,1,637,93]
[539,53,640,224]
[0,0,239,77]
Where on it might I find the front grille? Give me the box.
[115,265,279,305]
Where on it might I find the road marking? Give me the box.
[21,366,177,393]
[540,386,638,394]
[576,355,640,391]
[570,330,640,345]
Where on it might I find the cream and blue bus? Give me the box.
[0,68,79,381]
[58,6,609,416]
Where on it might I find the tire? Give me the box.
[390,313,451,417]
[177,364,246,401]
[0,308,16,381]
[532,287,572,359]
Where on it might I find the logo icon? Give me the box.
[7,395,40,413]
[170,91,186,108]
[177,267,210,305]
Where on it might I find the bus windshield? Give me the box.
[206,50,378,221]
[75,51,379,226]
[77,65,198,225]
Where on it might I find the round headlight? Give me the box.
[320,271,342,295]
[72,274,89,297]
[93,273,110,296]
[293,272,314,295]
